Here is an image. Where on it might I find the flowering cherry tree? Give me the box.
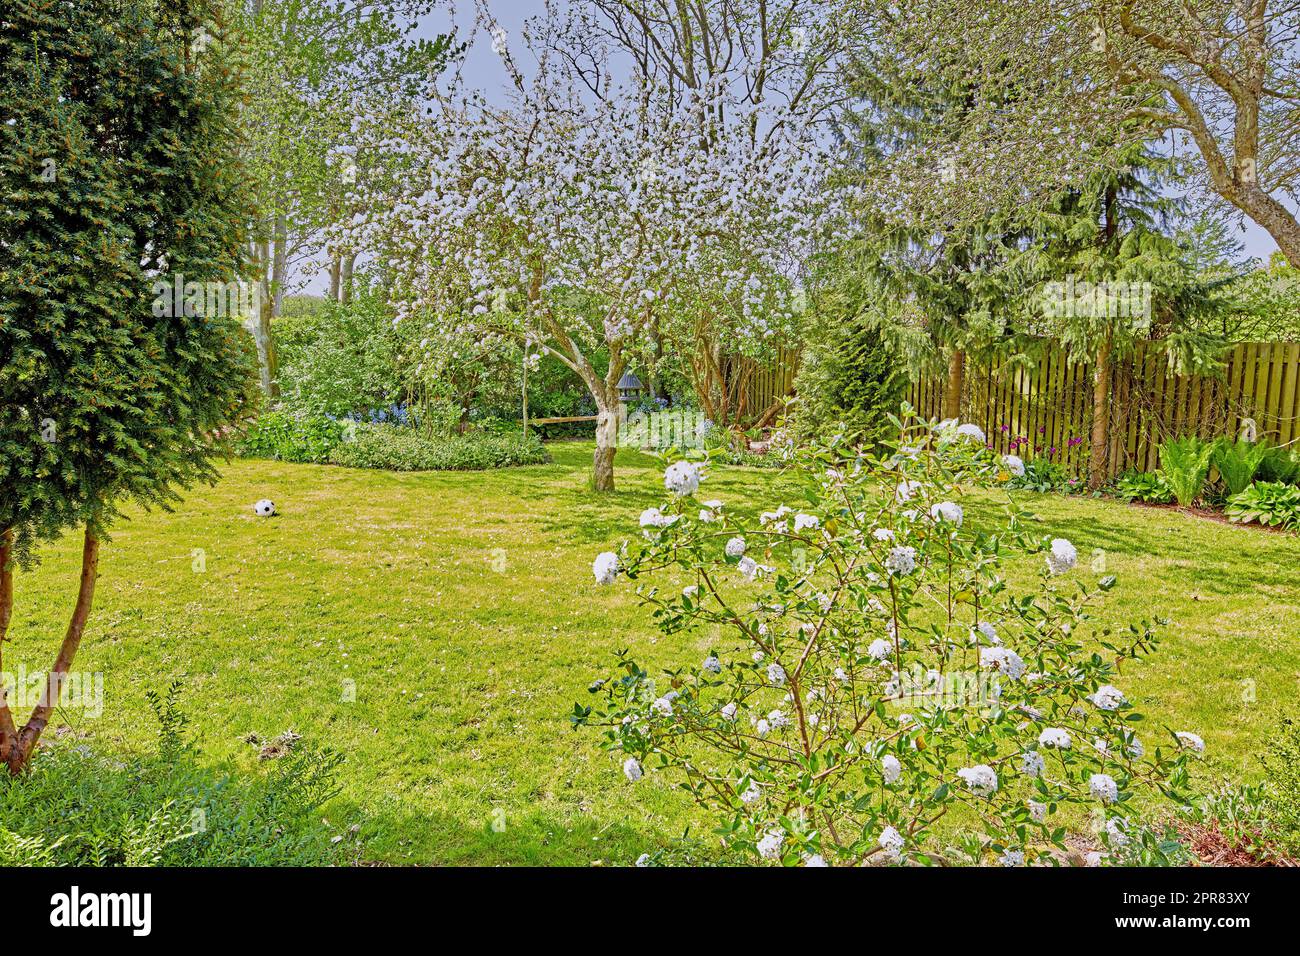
[576,414,1203,865]
[349,11,819,490]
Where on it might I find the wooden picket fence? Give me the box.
[907,340,1300,479]
[744,345,801,419]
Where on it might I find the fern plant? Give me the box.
[1213,438,1272,495]
[1226,481,1300,530]
[1158,436,1216,507]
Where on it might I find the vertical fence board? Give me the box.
[888,339,1299,480]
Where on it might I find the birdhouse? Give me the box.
[617,371,644,403]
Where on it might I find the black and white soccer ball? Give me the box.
[253,499,276,517]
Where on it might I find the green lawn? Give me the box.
[4,443,1299,864]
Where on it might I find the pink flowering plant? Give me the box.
[574,411,1203,866]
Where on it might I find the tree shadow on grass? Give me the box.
[967,494,1300,597]
[333,801,669,867]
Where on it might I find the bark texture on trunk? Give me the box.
[0,529,16,762]
[592,405,620,492]
[252,238,280,398]
[340,254,355,304]
[329,254,341,302]
[1089,332,1113,490]
[6,528,99,774]
[943,348,965,420]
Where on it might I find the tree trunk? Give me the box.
[943,348,965,420]
[329,253,341,302]
[251,238,280,398]
[1089,331,1113,490]
[1219,179,1300,268]
[340,253,355,304]
[272,215,288,321]
[593,403,620,492]
[0,528,16,763]
[6,528,99,774]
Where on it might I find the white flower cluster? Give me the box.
[664,461,702,497]
[1046,538,1078,575]
[957,764,998,797]
[885,545,917,576]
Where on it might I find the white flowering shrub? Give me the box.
[574,412,1202,866]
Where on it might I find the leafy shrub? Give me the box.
[328,423,550,471]
[707,448,786,469]
[575,414,1200,866]
[1259,715,1300,856]
[1189,713,1300,863]
[1212,438,1271,496]
[1009,456,1082,494]
[0,685,352,865]
[275,295,406,418]
[1225,481,1300,530]
[236,410,345,463]
[1115,469,1174,504]
[1158,436,1216,506]
[1259,444,1300,486]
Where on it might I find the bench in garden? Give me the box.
[529,416,599,425]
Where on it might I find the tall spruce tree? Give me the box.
[1026,140,1229,488]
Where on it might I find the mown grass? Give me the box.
[3,442,1298,864]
